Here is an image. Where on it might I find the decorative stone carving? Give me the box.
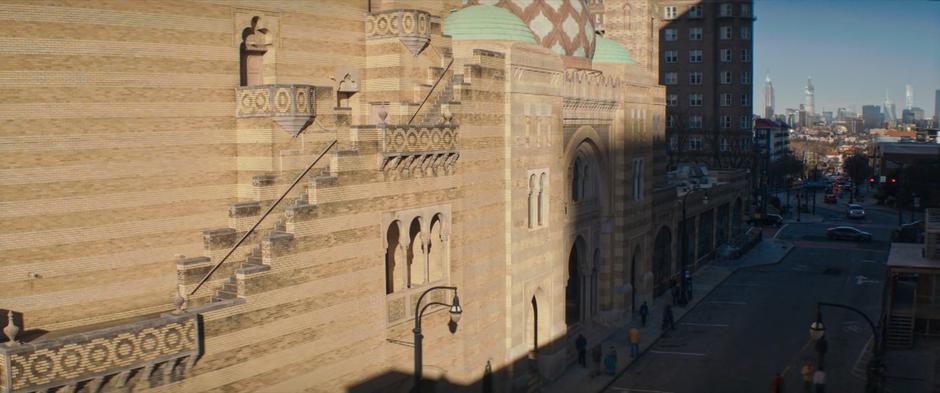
[366,9,431,56]
[0,313,200,393]
[236,84,316,137]
[380,124,459,178]
[3,311,19,346]
[562,70,621,123]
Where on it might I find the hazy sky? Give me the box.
[753,0,940,117]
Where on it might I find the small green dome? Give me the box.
[444,5,537,44]
[592,36,635,64]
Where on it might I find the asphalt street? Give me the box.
[606,193,896,393]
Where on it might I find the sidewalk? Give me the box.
[543,239,794,393]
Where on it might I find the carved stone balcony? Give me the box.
[380,124,459,178]
[236,84,316,137]
[0,312,201,393]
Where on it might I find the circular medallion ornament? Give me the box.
[164,327,183,349]
[29,353,55,379]
[59,348,83,373]
[376,15,388,34]
[140,332,159,354]
[402,13,415,34]
[88,342,111,366]
[442,130,453,146]
[275,90,290,112]
[115,337,136,361]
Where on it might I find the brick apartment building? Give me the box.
[656,0,755,169]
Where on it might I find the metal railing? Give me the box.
[188,140,337,297]
[407,58,454,125]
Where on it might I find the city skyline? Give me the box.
[753,0,940,118]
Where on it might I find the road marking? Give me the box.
[722,283,762,287]
[609,388,676,393]
[855,275,880,285]
[773,223,789,240]
[703,301,748,305]
[681,322,729,327]
[649,350,706,357]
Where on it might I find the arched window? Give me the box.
[528,174,538,228]
[408,218,425,286]
[428,215,444,282]
[385,222,405,294]
[538,173,548,226]
[239,16,270,87]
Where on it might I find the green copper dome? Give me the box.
[592,36,635,64]
[443,5,537,44]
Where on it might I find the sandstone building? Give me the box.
[0,1,748,392]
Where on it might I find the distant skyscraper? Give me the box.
[905,84,914,110]
[763,74,775,118]
[804,77,815,116]
[883,90,897,126]
[935,89,939,126]
[862,105,881,130]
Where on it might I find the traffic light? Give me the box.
[868,177,875,183]
[890,178,897,183]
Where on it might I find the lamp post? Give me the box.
[680,188,708,306]
[413,286,462,393]
[809,302,884,393]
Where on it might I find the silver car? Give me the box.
[847,204,866,219]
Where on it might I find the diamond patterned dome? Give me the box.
[463,0,596,64]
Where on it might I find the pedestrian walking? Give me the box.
[627,327,640,358]
[603,345,618,376]
[670,279,679,305]
[770,372,784,393]
[575,334,587,367]
[639,301,649,327]
[590,345,602,378]
[801,360,814,393]
[813,366,826,393]
[661,305,675,332]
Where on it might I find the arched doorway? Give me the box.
[652,226,672,297]
[566,237,586,326]
[732,197,743,236]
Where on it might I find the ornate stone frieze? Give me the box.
[380,124,459,178]
[562,69,621,122]
[235,84,316,137]
[366,9,431,56]
[0,313,201,393]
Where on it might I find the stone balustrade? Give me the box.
[235,84,316,136]
[379,124,459,178]
[0,312,200,393]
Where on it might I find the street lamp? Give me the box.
[680,188,708,306]
[809,302,883,393]
[413,286,462,393]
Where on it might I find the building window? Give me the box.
[689,49,703,63]
[664,28,678,41]
[741,4,751,17]
[690,115,703,129]
[720,71,732,84]
[720,48,732,63]
[741,93,751,106]
[528,171,549,228]
[689,135,703,150]
[721,93,732,107]
[666,115,675,128]
[689,27,703,41]
[632,158,644,201]
[664,72,678,85]
[689,72,703,85]
[664,6,677,19]
[720,138,730,152]
[740,26,751,39]
[689,94,703,107]
[740,115,751,129]
[688,5,703,18]
[667,94,678,107]
[740,71,751,85]
[720,26,732,40]
[720,115,732,129]
[720,3,733,17]
[385,209,450,295]
[741,49,752,63]
[665,50,678,63]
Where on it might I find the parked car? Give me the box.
[752,213,784,227]
[827,226,872,242]
[824,194,837,204]
[846,204,866,219]
[892,220,924,243]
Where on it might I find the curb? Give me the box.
[598,241,796,392]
